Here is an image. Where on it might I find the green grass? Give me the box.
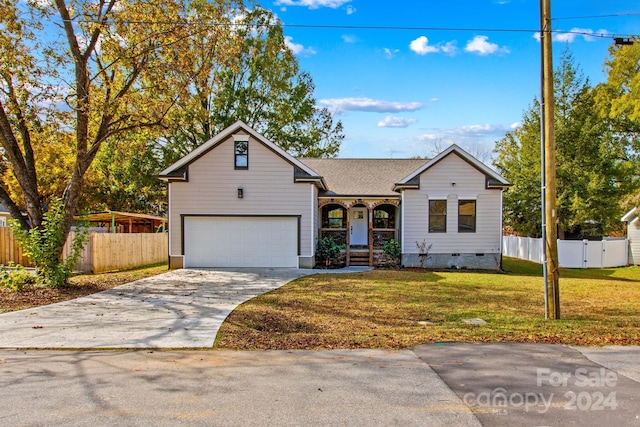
[214,258,640,349]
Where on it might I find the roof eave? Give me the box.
[392,183,420,192]
[294,176,327,190]
[622,207,638,222]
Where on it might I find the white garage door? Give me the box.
[184,216,299,268]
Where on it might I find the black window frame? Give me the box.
[373,205,396,229]
[429,200,447,233]
[458,200,476,233]
[234,140,248,169]
[321,204,347,229]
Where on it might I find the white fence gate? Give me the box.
[502,236,628,268]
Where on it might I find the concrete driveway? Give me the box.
[0,267,368,349]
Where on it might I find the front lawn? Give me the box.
[215,258,640,349]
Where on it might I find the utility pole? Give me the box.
[540,0,560,319]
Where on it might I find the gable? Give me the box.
[394,144,510,191]
[158,121,325,189]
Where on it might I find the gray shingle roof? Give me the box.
[298,158,429,196]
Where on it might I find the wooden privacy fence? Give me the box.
[0,227,167,273]
[502,236,629,268]
[0,227,31,267]
[89,233,167,273]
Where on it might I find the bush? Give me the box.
[316,236,343,266]
[0,263,36,292]
[383,239,402,267]
[10,197,88,288]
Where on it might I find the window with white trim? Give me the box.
[234,140,248,169]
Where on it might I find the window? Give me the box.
[429,200,447,233]
[321,204,346,228]
[373,205,395,229]
[458,200,476,233]
[234,140,248,169]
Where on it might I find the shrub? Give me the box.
[316,236,343,266]
[383,239,402,267]
[0,263,36,292]
[10,197,88,288]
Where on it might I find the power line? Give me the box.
[553,12,640,21]
[63,19,638,39]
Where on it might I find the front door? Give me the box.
[350,207,368,246]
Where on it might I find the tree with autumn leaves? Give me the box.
[0,0,342,286]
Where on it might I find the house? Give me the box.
[158,121,511,270]
[0,203,10,227]
[83,211,168,233]
[621,208,640,265]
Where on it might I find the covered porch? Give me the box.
[318,198,400,266]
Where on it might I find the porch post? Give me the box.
[345,206,351,267]
[368,206,373,266]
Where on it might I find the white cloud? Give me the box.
[416,134,440,141]
[449,123,510,136]
[440,41,458,55]
[319,97,424,113]
[377,116,418,128]
[346,5,356,15]
[284,36,317,55]
[342,34,357,43]
[409,36,458,56]
[409,36,439,55]
[384,47,399,59]
[533,28,610,43]
[464,35,510,55]
[418,123,513,142]
[274,0,351,9]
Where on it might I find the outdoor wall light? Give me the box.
[237,187,244,198]
[451,181,456,186]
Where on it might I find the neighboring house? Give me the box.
[622,208,640,265]
[83,211,168,233]
[0,203,10,227]
[158,121,511,270]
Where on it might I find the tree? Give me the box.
[164,7,343,161]
[494,49,638,238]
[596,38,640,130]
[494,101,543,237]
[0,0,240,285]
[594,39,640,213]
[81,130,167,215]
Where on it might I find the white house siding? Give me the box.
[168,133,315,268]
[312,184,319,259]
[627,219,640,265]
[402,153,503,269]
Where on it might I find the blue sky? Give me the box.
[259,0,639,159]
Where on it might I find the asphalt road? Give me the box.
[1,344,638,426]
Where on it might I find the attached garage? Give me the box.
[183,216,300,268]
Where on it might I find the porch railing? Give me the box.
[320,228,397,248]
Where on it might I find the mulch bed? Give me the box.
[0,265,167,313]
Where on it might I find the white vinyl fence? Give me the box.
[502,236,629,268]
